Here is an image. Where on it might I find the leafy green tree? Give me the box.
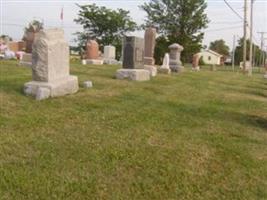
[24,20,44,33]
[0,35,12,42]
[22,20,44,53]
[154,36,169,65]
[209,39,230,56]
[74,4,137,59]
[140,0,209,63]
[234,38,266,66]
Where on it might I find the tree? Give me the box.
[0,35,12,43]
[23,20,44,34]
[140,0,209,63]
[234,38,266,66]
[22,20,44,53]
[209,39,230,56]
[74,4,137,59]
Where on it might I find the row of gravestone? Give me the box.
[23,28,200,100]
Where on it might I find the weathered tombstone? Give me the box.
[103,45,118,65]
[144,27,157,77]
[116,36,150,81]
[85,40,103,65]
[158,53,171,74]
[169,43,184,72]
[24,29,79,100]
[192,53,200,71]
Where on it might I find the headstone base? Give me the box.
[116,69,150,81]
[19,61,32,67]
[144,65,157,77]
[104,59,118,65]
[86,59,103,65]
[24,75,79,100]
[264,73,267,79]
[192,66,200,71]
[170,66,184,73]
[158,68,171,74]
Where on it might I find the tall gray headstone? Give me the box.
[123,36,144,69]
[116,36,150,81]
[24,28,79,100]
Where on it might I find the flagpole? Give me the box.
[60,6,64,29]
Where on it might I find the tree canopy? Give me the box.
[209,39,230,56]
[24,20,44,33]
[74,4,137,58]
[234,38,266,66]
[140,0,209,63]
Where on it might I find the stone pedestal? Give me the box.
[24,29,79,100]
[144,65,157,77]
[24,76,78,98]
[169,43,184,72]
[116,69,150,81]
[192,66,200,72]
[86,59,104,65]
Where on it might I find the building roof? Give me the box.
[199,49,223,58]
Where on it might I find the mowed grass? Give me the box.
[0,60,267,200]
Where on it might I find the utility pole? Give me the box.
[243,0,248,72]
[258,32,267,70]
[249,0,255,76]
[232,35,236,71]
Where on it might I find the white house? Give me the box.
[198,49,223,65]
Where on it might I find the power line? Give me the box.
[205,25,243,32]
[223,0,244,21]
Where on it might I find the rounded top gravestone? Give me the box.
[86,40,99,60]
[104,45,116,60]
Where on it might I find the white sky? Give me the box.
[1,0,267,50]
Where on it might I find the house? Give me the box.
[198,49,223,65]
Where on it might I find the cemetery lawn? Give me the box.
[1,60,267,200]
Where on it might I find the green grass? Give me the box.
[0,60,267,200]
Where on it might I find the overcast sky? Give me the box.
[1,0,267,50]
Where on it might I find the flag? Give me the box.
[60,7,63,21]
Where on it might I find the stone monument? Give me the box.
[169,43,184,72]
[158,53,171,74]
[116,36,150,81]
[144,27,157,77]
[103,45,118,65]
[24,29,79,100]
[192,53,200,71]
[85,40,103,65]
